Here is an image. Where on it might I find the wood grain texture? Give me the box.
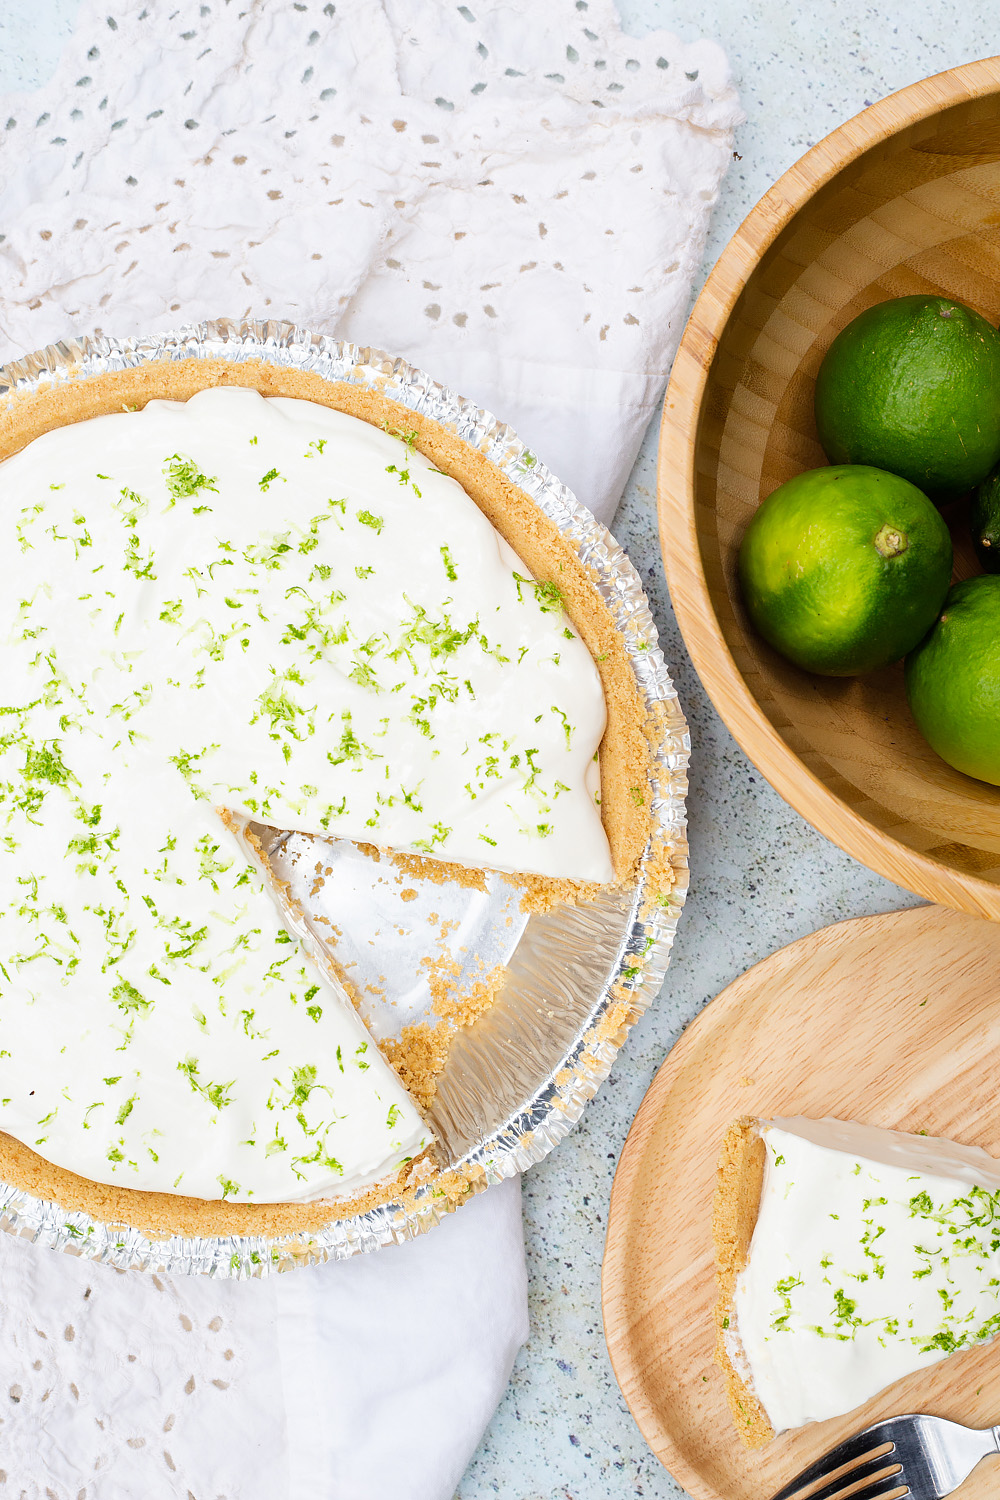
[602,904,1000,1500]
[659,59,1000,920]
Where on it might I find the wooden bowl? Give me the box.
[659,58,1000,921]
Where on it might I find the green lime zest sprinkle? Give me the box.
[123,534,156,581]
[115,1094,137,1126]
[178,1056,235,1109]
[512,571,563,613]
[551,705,572,748]
[113,978,151,1014]
[390,599,476,664]
[169,747,212,801]
[164,453,218,503]
[24,742,74,787]
[348,659,380,692]
[383,422,418,449]
[412,821,452,854]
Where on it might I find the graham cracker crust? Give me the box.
[712,1117,775,1448]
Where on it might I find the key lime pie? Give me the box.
[0,358,656,1239]
[714,1116,1000,1445]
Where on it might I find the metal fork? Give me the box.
[769,1414,1000,1500]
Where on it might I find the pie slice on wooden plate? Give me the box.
[714,1115,1000,1445]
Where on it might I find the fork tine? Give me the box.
[784,1451,902,1500]
[769,1422,903,1500]
[841,1471,910,1500]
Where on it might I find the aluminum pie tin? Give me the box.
[0,320,689,1276]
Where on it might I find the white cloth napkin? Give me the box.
[0,0,740,524]
[0,3,739,1495]
[1,1177,527,1499]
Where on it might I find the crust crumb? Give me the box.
[636,836,679,923]
[433,962,506,1026]
[504,870,603,914]
[389,849,488,891]
[380,1023,452,1112]
[380,959,509,1109]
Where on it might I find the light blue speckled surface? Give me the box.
[468,9,996,1497]
[3,4,997,1496]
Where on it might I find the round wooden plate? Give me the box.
[603,904,1000,1500]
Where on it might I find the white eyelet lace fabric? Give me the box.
[0,0,740,523]
[0,3,738,1495]
[0,1178,529,1499]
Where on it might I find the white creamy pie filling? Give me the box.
[0,387,610,1202]
[733,1117,1000,1432]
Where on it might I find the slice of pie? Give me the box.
[714,1115,1000,1444]
[0,357,657,1239]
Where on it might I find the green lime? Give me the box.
[971,464,1000,573]
[904,575,1000,785]
[814,295,1000,504]
[738,464,953,676]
